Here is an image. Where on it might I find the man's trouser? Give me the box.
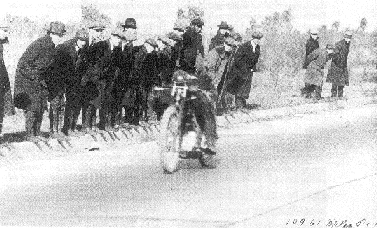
[49,93,65,133]
[0,89,5,134]
[82,101,96,130]
[25,99,45,137]
[331,84,345,97]
[62,90,82,134]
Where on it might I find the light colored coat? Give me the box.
[304,48,330,86]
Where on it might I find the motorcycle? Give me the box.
[154,70,217,174]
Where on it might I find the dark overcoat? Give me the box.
[226,41,260,99]
[303,37,319,69]
[81,40,108,103]
[208,32,225,51]
[0,42,10,93]
[14,35,56,111]
[326,39,350,86]
[180,27,204,74]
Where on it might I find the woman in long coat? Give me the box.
[326,31,352,98]
[304,44,334,99]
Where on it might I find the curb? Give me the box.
[0,96,376,168]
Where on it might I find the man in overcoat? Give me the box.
[326,30,352,98]
[14,21,66,139]
[97,27,123,130]
[133,38,159,122]
[304,44,334,100]
[80,23,107,132]
[180,18,205,74]
[226,31,262,109]
[59,29,90,135]
[0,25,10,138]
[301,28,320,98]
[208,21,230,51]
[119,18,143,126]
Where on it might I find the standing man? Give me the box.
[60,29,90,136]
[304,44,334,100]
[81,23,106,132]
[0,24,10,138]
[226,31,262,109]
[14,21,66,140]
[98,27,123,131]
[301,28,320,98]
[326,30,352,98]
[180,18,205,74]
[120,18,142,125]
[209,21,230,51]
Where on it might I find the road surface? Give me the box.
[1,105,377,227]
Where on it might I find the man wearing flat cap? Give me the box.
[14,21,66,140]
[303,44,334,100]
[209,21,231,51]
[180,18,205,74]
[57,28,90,135]
[326,30,352,98]
[0,24,11,138]
[226,30,262,109]
[301,28,320,98]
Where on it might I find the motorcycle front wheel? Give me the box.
[157,105,181,174]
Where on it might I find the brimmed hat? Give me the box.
[122,18,137,29]
[88,21,106,31]
[110,27,124,38]
[145,38,158,47]
[251,30,263,40]
[326,44,335,49]
[46,21,66,36]
[173,20,186,32]
[344,30,353,39]
[191,18,204,27]
[310,28,319,34]
[217,21,229,29]
[75,28,89,40]
[167,32,182,41]
[158,35,175,47]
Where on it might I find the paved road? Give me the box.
[1,105,377,227]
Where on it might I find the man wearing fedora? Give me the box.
[0,24,10,138]
[209,21,231,51]
[14,21,66,140]
[301,28,320,98]
[326,30,353,98]
[226,30,262,109]
[80,23,107,132]
[119,18,143,125]
[59,28,90,136]
[180,18,205,75]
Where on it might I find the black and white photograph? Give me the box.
[0,0,377,227]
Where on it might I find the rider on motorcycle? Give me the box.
[172,68,218,154]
